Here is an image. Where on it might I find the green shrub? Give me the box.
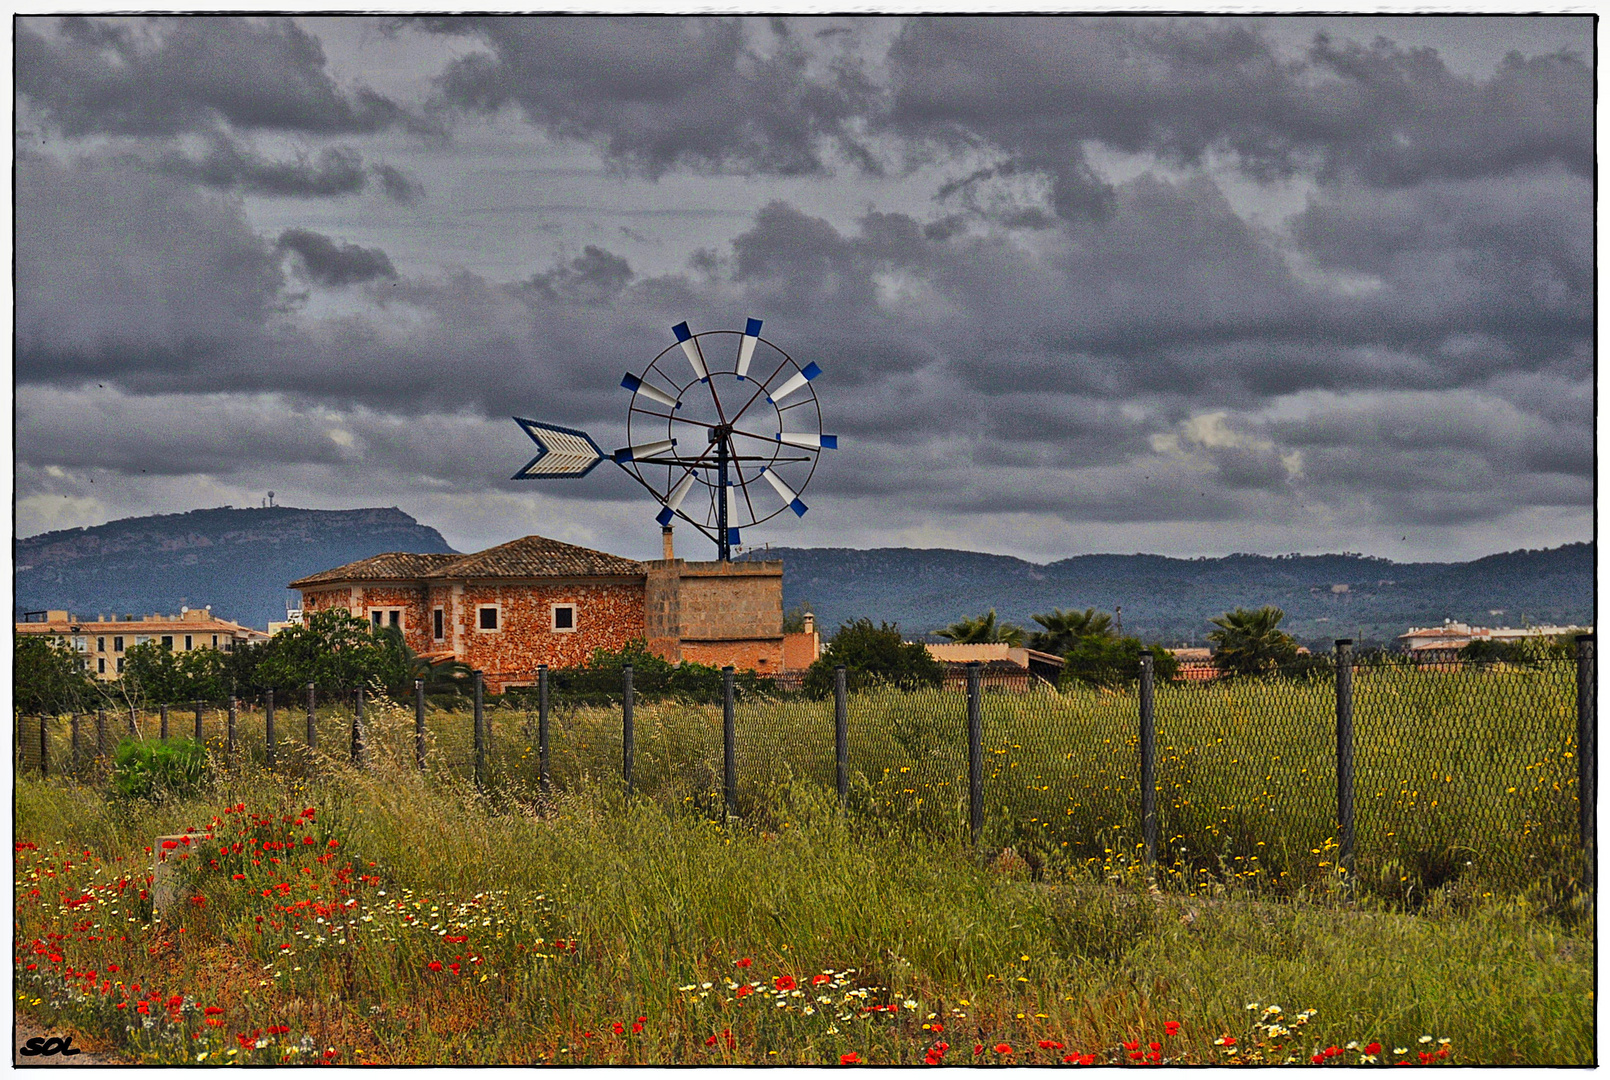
[110,738,209,801]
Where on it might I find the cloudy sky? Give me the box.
[13,14,1595,564]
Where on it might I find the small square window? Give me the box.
[552,604,576,632]
[479,607,499,631]
[161,635,172,650]
[433,609,445,640]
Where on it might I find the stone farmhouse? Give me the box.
[290,533,798,692]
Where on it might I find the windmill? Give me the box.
[513,319,837,561]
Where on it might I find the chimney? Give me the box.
[662,525,675,561]
[804,612,815,636]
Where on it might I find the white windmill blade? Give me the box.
[511,418,605,479]
[673,321,708,381]
[775,432,839,450]
[759,466,808,517]
[725,484,742,541]
[620,372,679,410]
[766,361,821,405]
[655,473,698,526]
[736,317,762,379]
[612,438,677,463]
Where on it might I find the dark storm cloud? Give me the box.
[423,16,879,178]
[17,16,410,137]
[155,138,369,198]
[885,17,1592,219]
[277,229,399,286]
[370,162,425,203]
[520,245,635,305]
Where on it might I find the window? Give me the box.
[135,635,149,647]
[184,635,193,651]
[97,637,106,652]
[161,636,173,650]
[97,658,105,674]
[479,606,499,631]
[372,610,384,628]
[72,636,87,652]
[389,611,400,628]
[113,636,123,652]
[551,604,577,633]
[116,657,125,674]
[433,608,444,640]
[212,634,218,648]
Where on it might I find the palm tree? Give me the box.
[935,609,1026,647]
[1027,607,1114,654]
[1207,606,1299,677]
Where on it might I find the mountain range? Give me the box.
[13,506,1593,645]
[15,506,456,629]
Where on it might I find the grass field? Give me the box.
[13,751,1593,1065]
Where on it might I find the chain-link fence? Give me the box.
[16,643,1593,900]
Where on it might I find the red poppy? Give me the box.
[840,1052,862,1065]
[973,1044,984,1056]
[1312,1054,1326,1064]
[204,1006,224,1016]
[631,1020,644,1034]
[1325,1046,1342,1058]
[775,975,797,992]
[736,985,754,998]
[1039,1040,1064,1050]
[427,961,443,972]
[1365,1042,1382,1056]
[233,874,246,881]
[705,1034,718,1047]
[994,1043,1012,1055]
[1164,1021,1180,1036]
[735,957,753,968]
[327,839,339,848]
[813,974,832,986]
[930,1022,944,1034]
[612,1022,625,1035]
[1149,1042,1160,1052]
[1221,1036,1238,1047]
[1123,1041,1139,1052]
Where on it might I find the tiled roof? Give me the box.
[289,552,462,588]
[436,535,645,579]
[289,536,644,588]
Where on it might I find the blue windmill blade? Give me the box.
[511,418,606,479]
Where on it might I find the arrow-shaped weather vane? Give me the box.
[512,318,837,561]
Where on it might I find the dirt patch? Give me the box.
[14,1017,133,1067]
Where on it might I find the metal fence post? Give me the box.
[834,665,848,806]
[1139,651,1157,865]
[967,662,983,845]
[1577,635,1596,876]
[414,679,426,770]
[97,708,108,758]
[227,696,238,757]
[306,683,317,750]
[723,666,737,818]
[39,715,48,777]
[265,689,276,768]
[352,687,366,766]
[1335,639,1355,882]
[473,672,486,789]
[622,664,634,798]
[537,665,550,795]
[159,703,168,741]
[194,700,203,744]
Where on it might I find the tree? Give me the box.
[782,603,815,634]
[1207,606,1299,677]
[1028,607,1113,654]
[1060,634,1181,688]
[15,635,97,715]
[121,641,228,704]
[934,609,1025,647]
[803,619,943,696]
[254,607,409,696]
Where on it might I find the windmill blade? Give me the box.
[775,432,838,450]
[766,361,821,404]
[511,418,605,479]
[725,484,742,544]
[612,438,677,463]
[736,317,762,379]
[759,466,808,517]
[672,321,708,382]
[655,472,698,526]
[621,372,679,410]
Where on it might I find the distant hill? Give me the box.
[15,506,457,629]
[741,542,1595,648]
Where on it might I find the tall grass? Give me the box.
[13,745,1593,1065]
